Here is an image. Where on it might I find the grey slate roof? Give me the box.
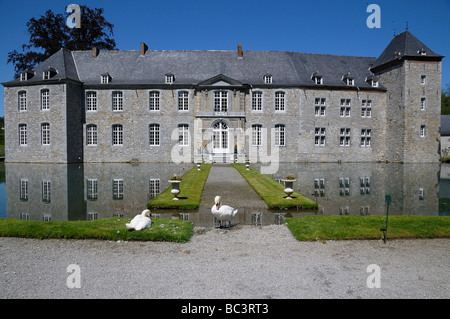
[372,31,443,70]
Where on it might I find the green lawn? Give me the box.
[231,163,318,210]
[285,215,450,241]
[0,217,194,243]
[147,163,212,210]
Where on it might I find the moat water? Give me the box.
[0,162,449,227]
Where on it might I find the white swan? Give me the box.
[126,209,152,231]
[211,196,238,228]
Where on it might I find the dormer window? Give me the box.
[263,74,272,84]
[43,68,57,80]
[20,70,34,81]
[342,73,354,86]
[101,73,111,84]
[165,73,174,84]
[311,72,323,85]
[418,48,427,56]
[366,74,379,88]
[371,80,378,87]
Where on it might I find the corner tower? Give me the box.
[371,31,444,163]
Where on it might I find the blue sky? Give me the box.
[0,0,449,117]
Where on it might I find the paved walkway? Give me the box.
[199,164,267,211]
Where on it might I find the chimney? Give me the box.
[237,43,243,58]
[140,42,148,56]
[92,47,99,58]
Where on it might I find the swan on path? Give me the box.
[211,196,238,228]
[126,209,152,231]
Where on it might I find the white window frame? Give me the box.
[165,74,174,84]
[274,124,285,147]
[18,91,27,112]
[178,124,190,146]
[112,124,123,146]
[86,124,98,146]
[149,91,160,111]
[314,127,326,146]
[20,179,29,201]
[40,89,50,111]
[41,123,50,146]
[112,91,123,112]
[274,91,285,112]
[86,91,97,112]
[214,91,228,113]
[149,179,160,200]
[87,179,98,200]
[421,75,427,85]
[420,97,426,111]
[420,125,426,137]
[149,124,160,146]
[252,124,262,146]
[315,98,326,116]
[361,100,372,118]
[101,75,110,84]
[264,75,272,84]
[252,91,263,112]
[340,99,351,117]
[339,128,351,147]
[112,179,124,200]
[360,129,372,147]
[19,124,27,146]
[42,180,51,203]
[178,91,189,111]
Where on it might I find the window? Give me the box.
[420,97,426,111]
[112,91,123,111]
[149,91,160,111]
[112,179,124,200]
[165,74,174,84]
[314,178,325,197]
[275,124,285,146]
[315,98,326,116]
[149,179,160,200]
[263,75,272,84]
[360,129,372,147]
[371,80,379,87]
[149,124,160,146]
[313,76,323,85]
[420,125,426,137]
[86,91,97,111]
[178,91,189,111]
[20,73,27,81]
[41,123,50,145]
[18,91,27,111]
[361,100,372,117]
[421,75,427,85]
[87,179,98,200]
[340,99,351,117]
[86,124,98,146]
[252,91,263,111]
[346,78,354,86]
[360,176,371,195]
[339,178,350,196]
[42,180,51,203]
[275,91,285,111]
[112,124,123,146]
[214,91,228,113]
[339,128,351,147]
[314,127,326,146]
[41,89,49,110]
[252,124,262,146]
[20,179,28,201]
[178,124,189,146]
[43,71,50,80]
[419,188,424,200]
[19,124,27,146]
[101,74,111,84]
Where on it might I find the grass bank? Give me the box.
[0,217,194,243]
[147,163,212,210]
[285,215,450,241]
[231,163,317,210]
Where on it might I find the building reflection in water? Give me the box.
[4,162,443,226]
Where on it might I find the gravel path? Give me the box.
[1,225,448,299]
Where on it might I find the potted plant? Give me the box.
[168,175,183,200]
[281,175,297,199]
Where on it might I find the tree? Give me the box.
[442,84,450,115]
[7,6,116,75]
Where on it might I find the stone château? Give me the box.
[2,31,444,164]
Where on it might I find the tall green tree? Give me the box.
[7,6,116,75]
[442,84,450,115]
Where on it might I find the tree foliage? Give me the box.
[442,84,450,115]
[7,6,116,75]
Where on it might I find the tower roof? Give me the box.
[371,31,443,72]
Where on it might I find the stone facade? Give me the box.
[2,31,443,164]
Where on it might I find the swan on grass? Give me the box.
[211,196,238,228]
[126,209,152,231]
